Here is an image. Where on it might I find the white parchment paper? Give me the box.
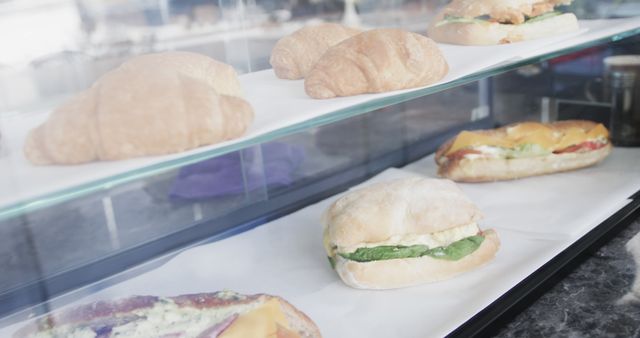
[2,18,639,208]
[404,147,640,238]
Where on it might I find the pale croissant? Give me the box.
[270,23,361,80]
[24,52,253,165]
[305,29,449,99]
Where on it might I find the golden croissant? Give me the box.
[270,23,361,80]
[24,52,254,165]
[305,29,449,99]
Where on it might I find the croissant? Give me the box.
[24,52,254,165]
[304,29,449,99]
[270,23,361,80]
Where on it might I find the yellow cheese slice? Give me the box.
[586,123,609,139]
[505,122,551,137]
[555,124,608,150]
[555,127,587,150]
[514,131,556,149]
[447,123,609,155]
[446,131,514,155]
[219,299,291,338]
[506,122,556,148]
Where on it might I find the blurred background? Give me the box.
[0,0,638,114]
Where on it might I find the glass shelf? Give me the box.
[1,17,639,220]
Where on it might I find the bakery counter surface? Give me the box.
[2,148,639,337]
[495,217,640,338]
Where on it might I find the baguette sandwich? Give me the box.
[436,120,612,182]
[14,291,321,338]
[322,177,500,290]
[428,0,579,45]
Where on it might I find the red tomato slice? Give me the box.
[447,148,482,160]
[554,141,606,154]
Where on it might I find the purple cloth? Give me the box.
[170,143,305,200]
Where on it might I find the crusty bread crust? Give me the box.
[276,296,323,338]
[322,177,483,253]
[435,120,612,182]
[438,143,611,182]
[428,13,578,45]
[334,229,500,289]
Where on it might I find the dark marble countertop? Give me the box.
[495,217,640,338]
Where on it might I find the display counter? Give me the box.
[495,217,640,337]
[1,0,639,337]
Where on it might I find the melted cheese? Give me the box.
[505,122,551,135]
[446,131,513,155]
[586,123,609,139]
[555,127,587,150]
[446,123,609,155]
[508,124,555,149]
[340,223,480,254]
[220,299,292,338]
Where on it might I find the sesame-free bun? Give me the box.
[322,177,483,253]
[322,177,498,289]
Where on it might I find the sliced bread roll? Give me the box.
[435,120,612,182]
[323,177,499,289]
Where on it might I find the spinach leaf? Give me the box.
[328,256,336,269]
[339,235,485,263]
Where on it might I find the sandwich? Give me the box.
[428,0,579,45]
[322,177,500,290]
[436,120,612,182]
[14,291,322,338]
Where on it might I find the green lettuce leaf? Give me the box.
[338,235,485,263]
[525,11,561,24]
[504,143,551,159]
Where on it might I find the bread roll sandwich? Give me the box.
[25,52,254,165]
[14,291,322,338]
[436,120,612,182]
[270,23,361,80]
[305,29,449,99]
[428,0,579,45]
[322,177,500,289]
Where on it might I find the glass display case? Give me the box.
[0,0,639,337]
